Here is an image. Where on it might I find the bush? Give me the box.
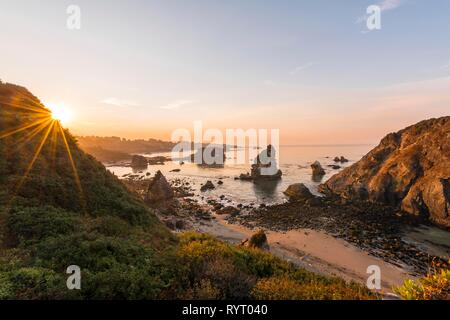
[0,267,77,300]
[394,261,450,300]
[175,232,374,300]
[6,206,78,246]
[252,277,374,300]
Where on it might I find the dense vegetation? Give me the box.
[395,261,449,300]
[0,83,374,299]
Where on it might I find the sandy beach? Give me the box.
[196,213,414,294]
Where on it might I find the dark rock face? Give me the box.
[283,183,315,202]
[131,155,148,168]
[311,161,325,177]
[241,230,269,250]
[239,145,282,181]
[145,170,174,203]
[334,156,349,163]
[200,180,215,192]
[216,206,240,216]
[320,117,450,227]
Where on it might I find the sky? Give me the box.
[0,0,449,145]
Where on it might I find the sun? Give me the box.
[46,102,72,125]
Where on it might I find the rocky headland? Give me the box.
[320,117,450,228]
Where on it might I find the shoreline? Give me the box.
[117,169,449,295]
[195,211,413,294]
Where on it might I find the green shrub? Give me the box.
[175,232,374,300]
[0,267,77,300]
[5,206,78,246]
[394,261,450,300]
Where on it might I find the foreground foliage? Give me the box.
[394,261,450,300]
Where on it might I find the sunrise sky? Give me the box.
[1,0,449,145]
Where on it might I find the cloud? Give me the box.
[160,99,194,110]
[356,0,406,24]
[378,0,404,11]
[442,62,450,69]
[290,62,315,75]
[101,97,140,107]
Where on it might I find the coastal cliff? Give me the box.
[320,117,450,228]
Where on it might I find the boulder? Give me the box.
[328,164,341,170]
[311,161,325,177]
[320,117,450,227]
[200,180,215,192]
[145,170,174,203]
[241,230,269,250]
[283,183,315,201]
[334,156,349,163]
[216,206,240,216]
[131,155,148,168]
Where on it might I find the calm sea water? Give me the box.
[107,145,374,206]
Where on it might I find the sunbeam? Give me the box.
[58,122,86,212]
[13,121,55,196]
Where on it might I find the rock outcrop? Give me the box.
[334,156,349,163]
[239,145,282,181]
[145,170,174,203]
[311,161,325,177]
[240,230,270,250]
[200,180,215,192]
[320,117,450,227]
[283,183,315,202]
[131,155,148,168]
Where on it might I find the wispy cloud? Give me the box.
[101,97,140,107]
[160,99,194,110]
[290,62,315,75]
[356,0,406,24]
[442,62,450,69]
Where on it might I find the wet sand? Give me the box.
[196,213,413,294]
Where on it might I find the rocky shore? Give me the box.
[120,170,447,277]
[227,195,447,275]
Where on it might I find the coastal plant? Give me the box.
[394,261,450,300]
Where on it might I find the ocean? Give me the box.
[107,144,374,206]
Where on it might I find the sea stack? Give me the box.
[240,145,282,181]
[145,170,174,203]
[311,161,326,177]
[320,117,450,227]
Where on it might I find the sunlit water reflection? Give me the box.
[108,145,374,206]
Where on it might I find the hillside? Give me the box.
[0,82,177,298]
[0,83,373,299]
[320,117,450,228]
[76,136,175,163]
